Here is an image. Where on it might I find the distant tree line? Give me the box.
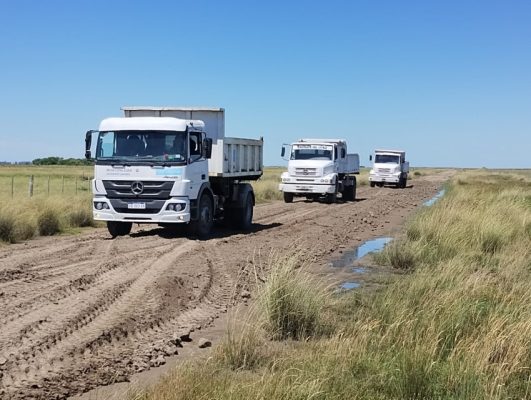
[32,157,93,166]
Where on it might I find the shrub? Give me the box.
[0,214,16,243]
[68,208,94,227]
[13,220,36,241]
[38,209,61,236]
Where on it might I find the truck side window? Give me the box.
[189,132,202,161]
[341,148,346,158]
[334,147,338,160]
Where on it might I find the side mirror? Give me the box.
[203,138,213,159]
[85,130,96,159]
[281,147,285,157]
[369,155,373,161]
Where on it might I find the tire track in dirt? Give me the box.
[2,240,196,397]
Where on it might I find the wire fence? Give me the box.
[0,175,93,198]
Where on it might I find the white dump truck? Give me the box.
[369,149,409,188]
[279,139,360,203]
[85,107,263,238]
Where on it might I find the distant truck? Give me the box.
[85,107,263,238]
[369,149,409,188]
[279,139,360,203]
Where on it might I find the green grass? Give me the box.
[134,169,531,400]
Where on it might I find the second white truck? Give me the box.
[279,139,360,203]
[369,149,409,188]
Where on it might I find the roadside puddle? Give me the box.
[333,237,393,291]
[423,189,446,206]
[339,282,361,290]
[332,237,393,269]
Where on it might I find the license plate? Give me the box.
[128,202,146,209]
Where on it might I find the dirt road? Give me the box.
[0,172,450,399]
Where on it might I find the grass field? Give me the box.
[0,165,95,243]
[133,170,531,400]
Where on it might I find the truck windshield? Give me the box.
[375,154,399,164]
[96,130,187,164]
[291,146,333,160]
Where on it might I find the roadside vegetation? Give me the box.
[0,165,94,243]
[134,170,530,400]
[0,164,475,244]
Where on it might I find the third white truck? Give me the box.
[279,139,360,203]
[369,149,409,188]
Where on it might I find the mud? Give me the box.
[0,171,452,399]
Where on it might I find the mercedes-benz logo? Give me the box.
[131,181,144,195]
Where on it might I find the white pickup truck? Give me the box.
[85,107,263,238]
[279,139,360,203]
[369,149,409,188]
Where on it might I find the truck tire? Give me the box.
[107,221,132,238]
[398,175,407,188]
[188,194,213,239]
[370,182,375,188]
[351,178,357,201]
[283,192,294,203]
[226,192,254,231]
[401,175,408,188]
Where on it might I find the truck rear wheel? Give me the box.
[107,221,132,238]
[189,194,213,239]
[226,192,254,231]
[283,192,294,203]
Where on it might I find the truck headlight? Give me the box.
[166,203,184,212]
[94,202,109,210]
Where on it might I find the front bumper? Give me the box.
[279,183,336,194]
[369,173,400,183]
[92,197,191,224]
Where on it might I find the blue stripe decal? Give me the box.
[155,168,183,177]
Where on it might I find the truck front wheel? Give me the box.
[370,182,376,188]
[189,194,213,239]
[283,192,294,203]
[107,221,132,238]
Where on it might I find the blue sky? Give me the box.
[0,0,530,167]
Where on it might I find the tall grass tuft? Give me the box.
[373,239,416,270]
[37,209,61,236]
[0,214,16,243]
[68,207,95,227]
[259,251,329,340]
[215,307,267,370]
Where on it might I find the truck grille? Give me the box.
[377,168,391,173]
[102,180,174,200]
[294,168,318,176]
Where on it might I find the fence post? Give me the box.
[75,177,78,194]
[62,176,65,193]
[29,175,34,197]
[11,176,14,198]
[47,176,50,195]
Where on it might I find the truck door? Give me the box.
[187,131,208,199]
